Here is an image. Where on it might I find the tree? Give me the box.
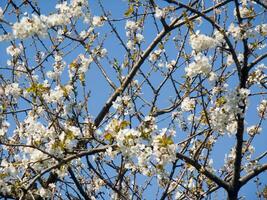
[0,0,266,199]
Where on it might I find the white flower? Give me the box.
[155,7,165,18]
[166,60,176,70]
[12,15,48,39]
[247,125,262,136]
[185,53,211,77]
[136,33,144,43]
[228,23,242,40]
[112,95,133,115]
[239,88,250,98]
[29,149,47,162]
[175,190,182,199]
[210,90,247,135]
[149,49,163,62]
[5,83,21,98]
[226,121,237,135]
[71,0,88,7]
[181,97,195,112]
[152,129,177,165]
[6,44,23,57]
[79,54,93,73]
[55,2,70,13]
[92,16,105,27]
[257,99,267,118]
[126,40,135,50]
[45,13,70,27]
[100,48,107,57]
[239,6,251,18]
[247,66,266,85]
[190,31,218,51]
[208,72,218,82]
[12,2,85,39]
[0,7,3,19]
[213,30,224,43]
[0,121,10,136]
[125,20,139,31]
[79,30,87,39]
[226,54,234,66]
[39,187,50,198]
[106,146,117,158]
[0,34,12,42]
[43,86,64,103]
[255,24,267,36]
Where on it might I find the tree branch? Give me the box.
[176,152,230,190]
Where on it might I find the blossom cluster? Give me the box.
[112,95,133,115]
[104,118,176,177]
[185,53,211,77]
[210,88,250,135]
[125,20,144,50]
[189,31,218,52]
[10,0,88,39]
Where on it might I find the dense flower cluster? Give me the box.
[181,97,195,112]
[210,88,250,135]
[12,0,87,39]
[112,95,133,115]
[185,53,211,77]
[189,31,218,52]
[103,118,176,177]
[125,20,144,50]
[4,83,21,100]
[152,128,177,166]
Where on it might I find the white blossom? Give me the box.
[79,54,93,73]
[152,128,177,165]
[0,7,3,19]
[185,53,211,77]
[255,24,267,36]
[136,33,144,43]
[112,95,133,115]
[181,97,195,112]
[247,125,262,136]
[126,40,135,50]
[149,49,164,62]
[175,190,182,199]
[228,23,243,40]
[155,7,165,18]
[92,16,105,27]
[257,99,267,118]
[125,20,139,31]
[12,15,48,39]
[213,30,224,43]
[190,31,218,51]
[43,86,64,103]
[6,44,23,57]
[5,83,21,98]
[209,72,218,82]
[0,121,10,136]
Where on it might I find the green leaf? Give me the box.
[124,4,134,17]
[120,120,130,129]
[104,132,113,141]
